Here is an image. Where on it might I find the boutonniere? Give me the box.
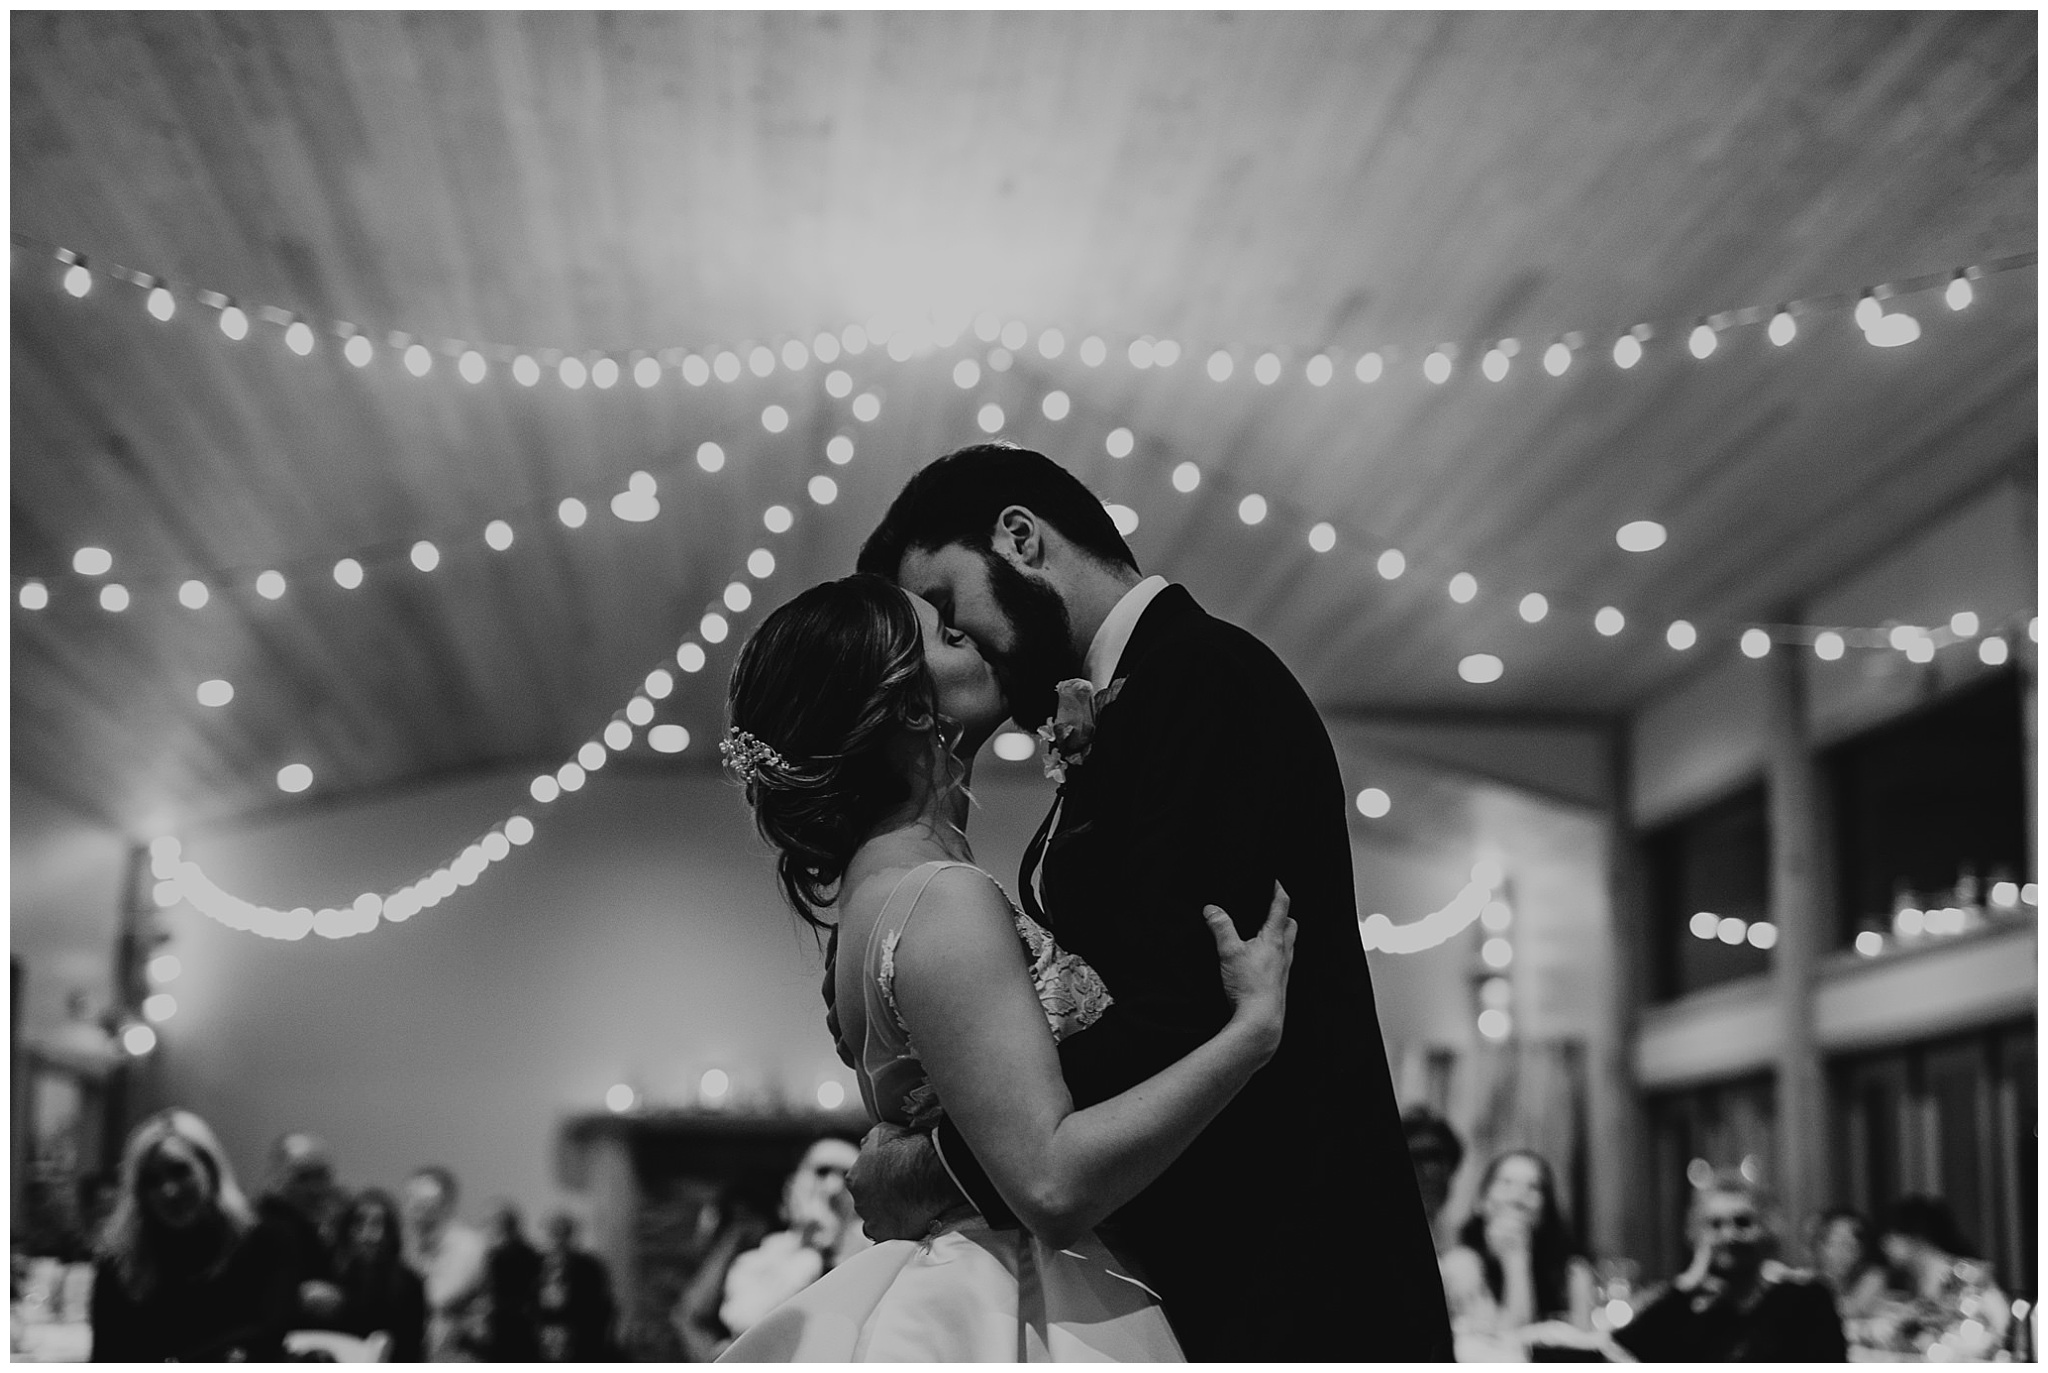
[1037,677,1124,784]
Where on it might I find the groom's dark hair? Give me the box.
[857,443,1140,578]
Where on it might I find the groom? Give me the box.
[851,444,1451,1360]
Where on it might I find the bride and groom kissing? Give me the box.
[719,444,1451,1361]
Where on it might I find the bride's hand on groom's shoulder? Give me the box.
[846,1122,969,1242]
[1202,884,1296,1059]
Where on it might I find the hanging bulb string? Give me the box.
[14,228,2034,385]
[155,465,829,942]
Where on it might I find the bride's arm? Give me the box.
[890,867,1292,1250]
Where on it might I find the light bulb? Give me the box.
[953,359,980,389]
[840,324,868,355]
[1238,495,1268,525]
[1666,620,1697,650]
[405,344,432,377]
[196,679,234,707]
[605,720,633,750]
[333,559,363,589]
[852,393,880,422]
[559,357,587,389]
[1448,573,1477,604]
[644,668,675,699]
[1377,549,1405,580]
[1595,607,1624,636]
[976,404,1003,434]
[1481,937,1514,968]
[781,339,809,371]
[1741,628,1771,658]
[1617,520,1667,552]
[1170,462,1200,493]
[1717,917,1747,946]
[701,612,730,643]
[763,505,793,533]
[1079,336,1106,366]
[257,571,287,600]
[1688,323,1717,359]
[346,335,374,366]
[558,498,588,528]
[485,520,514,550]
[1949,611,1978,637]
[1855,293,1882,329]
[1769,309,1797,346]
[1128,338,1155,369]
[1308,523,1336,553]
[1001,320,1028,351]
[1482,348,1509,382]
[635,356,661,387]
[676,643,707,673]
[1105,504,1139,537]
[277,763,313,793]
[148,286,176,321]
[1306,355,1333,387]
[1042,391,1070,420]
[1038,328,1066,358]
[286,321,316,356]
[808,475,839,505]
[1355,788,1390,818]
[99,584,129,612]
[578,741,606,771]
[1255,352,1282,385]
[649,724,690,753]
[723,581,753,612]
[1613,334,1642,369]
[762,404,789,433]
[1690,911,1719,940]
[1814,630,1845,660]
[1423,350,1452,384]
[63,262,91,297]
[748,548,776,578]
[712,351,740,382]
[19,581,49,610]
[513,354,540,386]
[1459,654,1504,684]
[1865,312,1921,347]
[1518,593,1548,623]
[1946,274,1973,311]
[1207,351,1234,381]
[73,546,112,576]
[1543,342,1571,376]
[410,541,440,572]
[695,442,726,474]
[220,305,249,340]
[1355,352,1383,383]
[459,350,487,383]
[1476,1008,1512,1041]
[626,696,654,726]
[1106,428,1134,458]
[1979,636,2008,666]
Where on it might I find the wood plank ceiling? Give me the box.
[10,11,2038,836]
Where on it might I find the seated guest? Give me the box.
[1855,1195,2011,1359]
[1438,1149,1598,1360]
[1807,1207,1891,1323]
[1613,1171,1846,1362]
[1402,1108,1466,1257]
[537,1211,618,1362]
[89,1108,296,1362]
[333,1188,427,1362]
[256,1130,345,1327]
[402,1165,488,1361]
[674,1137,863,1360]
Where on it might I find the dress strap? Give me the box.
[856,861,984,1116]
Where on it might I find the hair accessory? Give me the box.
[721,726,791,786]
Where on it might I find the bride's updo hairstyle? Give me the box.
[725,574,943,929]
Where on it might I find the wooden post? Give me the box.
[1764,635,1830,1239]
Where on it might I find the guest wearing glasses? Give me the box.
[1612,1172,1846,1362]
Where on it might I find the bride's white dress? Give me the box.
[719,861,1185,1362]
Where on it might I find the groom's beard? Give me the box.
[982,552,1083,731]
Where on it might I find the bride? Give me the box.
[718,573,1294,1361]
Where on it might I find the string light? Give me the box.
[179,580,209,608]
[559,498,588,528]
[1741,628,1771,658]
[285,321,315,356]
[559,357,587,389]
[1980,636,2009,666]
[852,393,880,422]
[1357,858,1506,954]
[1946,272,1974,311]
[1543,342,1571,376]
[1355,352,1383,383]
[976,403,1003,433]
[1688,322,1717,359]
[19,582,47,610]
[485,521,514,551]
[346,335,374,367]
[807,475,838,505]
[197,679,234,708]
[404,344,432,377]
[1459,654,1504,684]
[63,260,91,297]
[514,355,540,386]
[410,541,439,572]
[1617,520,1667,552]
[1171,461,1201,493]
[220,305,249,340]
[1355,788,1391,818]
[1377,550,1405,580]
[99,584,128,612]
[1595,607,1625,636]
[764,505,793,533]
[333,559,364,589]
[1042,391,1070,420]
[148,285,175,321]
[460,351,487,384]
[677,643,707,673]
[1613,333,1643,369]
[1815,630,1846,660]
[1768,308,1797,346]
[1306,355,1333,387]
[1106,428,1135,458]
[1448,573,1477,603]
[74,547,112,576]
[257,571,287,600]
[1238,494,1268,525]
[1308,523,1337,553]
[1666,620,1697,650]
[1423,349,1453,384]
[1482,346,1510,382]
[1518,593,1548,623]
[635,356,661,387]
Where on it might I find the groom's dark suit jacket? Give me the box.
[938,584,1452,1361]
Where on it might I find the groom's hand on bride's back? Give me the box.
[846,1122,968,1241]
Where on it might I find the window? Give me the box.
[1830,1021,2034,1300]
[1645,783,1772,1001]
[1825,670,2030,950]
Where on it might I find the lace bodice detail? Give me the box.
[859,861,1112,1127]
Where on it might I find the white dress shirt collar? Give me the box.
[1083,575,1170,691]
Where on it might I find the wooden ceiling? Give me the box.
[10,11,2037,836]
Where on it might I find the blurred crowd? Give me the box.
[32,1107,619,1362]
[22,1101,2028,1362]
[1400,1107,2028,1363]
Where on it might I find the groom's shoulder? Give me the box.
[1139,588,1311,694]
